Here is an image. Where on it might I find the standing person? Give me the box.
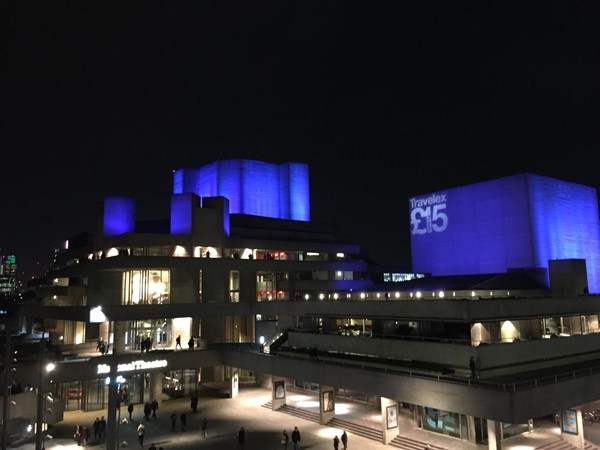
[188,337,194,351]
[137,422,146,447]
[128,402,134,420]
[144,401,151,420]
[92,418,100,441]
[175,335,182,349]
[190,393,198,412]
[170,412,177,431]
[238,426,245,449]
[99,416,107,439]
[151,398,159,418]
[341,430,348,449]
[181,412,187,431]
[201,417,208,438]
[469,356,477,379]
[282,429,289,449]
[333,434,340,450]
[291,426,301,450]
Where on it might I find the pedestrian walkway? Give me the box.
[12,382,597,450]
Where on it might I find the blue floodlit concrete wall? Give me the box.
[172,159,310,221]
[410,174,600,293]
[103,197,136,236]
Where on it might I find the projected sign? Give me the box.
[410,193,448,235]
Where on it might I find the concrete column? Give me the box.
[319,385,335,425]
[486,419,502,450]
[112,321,127,354]
[272,377,287,410]
[560,409,585,449]
[466,415,477,444]
[381,397,399,445]
[149,373,163,408]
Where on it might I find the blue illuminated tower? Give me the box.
[172,159,310,221]
[409,174,600,293]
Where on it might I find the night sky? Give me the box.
[3,2,600,284]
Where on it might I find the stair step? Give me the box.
[327,417,382,441]
[534,440,577,450]
[389,435,448,450]
[262,401,383,443]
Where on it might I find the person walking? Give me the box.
[82,426,90,447]
[74,424,82,446]
[170,412,177,432]
[188,337,195,351]
[341,430,348,449]
[282,429,289,449]
[238,426,245,449]
[137,422,146,447]
[201,417,208,438]
[291,426,301,450]
[333,434,340,450]
[128,402,134,421]
[181,412,187,431]
[151,398,159,418]
[175,335,182,349]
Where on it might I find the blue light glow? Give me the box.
[170,193,199,235]
[103,197,136,236]
[173,159,310,221]
[410,174,600,293]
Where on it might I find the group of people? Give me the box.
[333,430,348,449]
[96,338,109,354]
[281,426,347,450]
[169,411,188,431]
[175,334,196,350]
[75,417,106,447]
[140,335,154,353]
[282,426,301,450]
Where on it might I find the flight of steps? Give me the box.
[262,401,321,425]
[533,439,599,450]
[389,435,447,450]
[262,401,449,449]
[327,416,383,442]
[262,401,382,441]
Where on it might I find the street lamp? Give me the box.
[35,361,55,450]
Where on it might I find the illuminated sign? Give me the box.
[97,359,168,375]
[410,193,448,235]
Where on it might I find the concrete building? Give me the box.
[9,162,600,450]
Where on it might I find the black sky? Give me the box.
[3,2,600,283]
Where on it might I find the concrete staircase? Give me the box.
[327,416,383,442]
[262,401,448,450]
[533,439,599,450]
[389,435,448,450]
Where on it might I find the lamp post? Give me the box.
[2,327,12,450]
[35,340,54,450]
